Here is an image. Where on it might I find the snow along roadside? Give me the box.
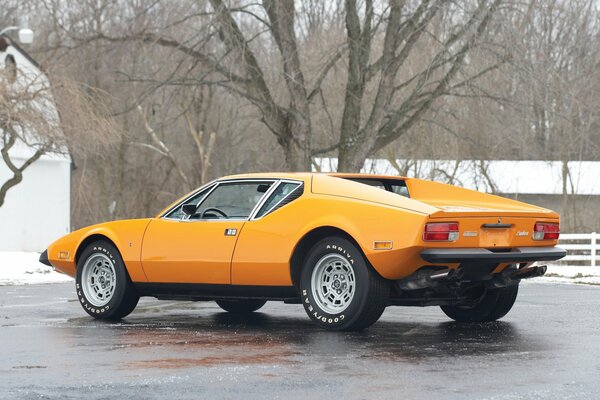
[0,252,73,286]
[535,265,600,286]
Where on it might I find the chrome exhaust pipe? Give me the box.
[430,269,453,281]
[511,265,547,281]
[489,265,547,288]
[430,267,465,281]
[396,268,462,291]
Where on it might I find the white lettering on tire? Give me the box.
[79,247,116,316]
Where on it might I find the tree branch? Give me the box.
[0,132,47,207]
[136,105,190,190]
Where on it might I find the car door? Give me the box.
[231,180,306,286]
[141,180,275,284]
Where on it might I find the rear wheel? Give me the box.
[76,240,139,320]
[216,299,266,313]
[440,284,519,322]
[300,237,389,331]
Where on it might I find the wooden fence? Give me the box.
[558,233,598,267]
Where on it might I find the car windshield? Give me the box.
[194,181,273,219]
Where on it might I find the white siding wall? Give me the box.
[0,155,70,252]
[1,41,70,252]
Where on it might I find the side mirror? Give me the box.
[181,203,197,216]
[257,184,270,193]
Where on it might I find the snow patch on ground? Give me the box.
[0,252,73,286]
[536,265,600,286]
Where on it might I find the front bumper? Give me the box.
[39,250,51,266]
[420,246,567,264]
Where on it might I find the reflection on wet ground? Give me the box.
[1,282,599,399]
[62,301,537,367]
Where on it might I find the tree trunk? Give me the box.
[337,142,369,172]
[278,118,312,172]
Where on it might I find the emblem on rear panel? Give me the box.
[463,231,478,237]
[516,231,529,237]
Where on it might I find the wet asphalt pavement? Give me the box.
[0,281,599,400]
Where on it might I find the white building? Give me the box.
[0,37,71,252]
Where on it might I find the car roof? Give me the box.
[219,172,408,181]
[156,172,415,219]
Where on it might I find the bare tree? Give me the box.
[335,0,504,170]
[0,39,61,207]
[500,0,600,230]
[0,39,121,216]
[19,0,600,231]
[73,0,505,172]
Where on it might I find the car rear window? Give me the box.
[255,181,303,218]
[343,178,410,198]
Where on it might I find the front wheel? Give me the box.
[76,240,139,320]
[440,284,519,322]
[300,237,389,331]
[216,299,266,313]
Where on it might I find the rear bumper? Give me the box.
[420,246,567,264]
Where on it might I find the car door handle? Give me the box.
[224,228,237,236]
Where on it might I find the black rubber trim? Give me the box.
[39,250,51,266]
[420,246,567,264]
[133,282,298,301]
[261,183,304,217]
[481,223,513,229]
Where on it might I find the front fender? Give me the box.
[46,219,152,282]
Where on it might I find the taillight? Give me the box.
[423,222,459,242]
[533,222,560,240]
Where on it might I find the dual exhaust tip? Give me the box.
[396,268,464,291]
[510,264,547,280]
[397,264,547,291]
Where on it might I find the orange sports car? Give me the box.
[40,173,566,330]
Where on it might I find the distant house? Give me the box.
[315,158,600,232]
[0,36,71,252]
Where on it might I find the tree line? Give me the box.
[1,0,598,229]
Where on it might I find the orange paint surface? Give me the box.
[45,172,560,284]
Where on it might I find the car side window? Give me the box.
[194,181,273,220]
[255,182,302,218]
[390,184,409,197]
[165,186,213,219]
[346,178,410,198]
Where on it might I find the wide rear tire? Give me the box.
[216,299,267,313]
[300,237,389,331]
[76,240,139,320]
[441,284,519,322]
